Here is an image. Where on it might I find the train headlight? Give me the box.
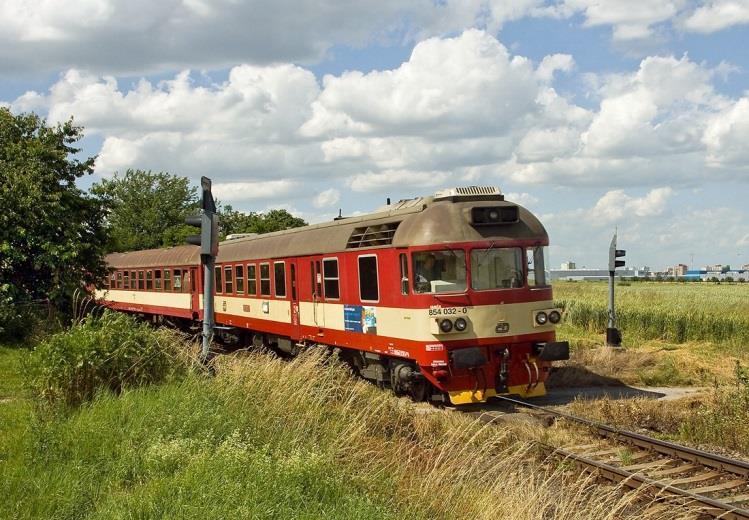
[454,317,467,332]
[548,310,561,324]
[439,319,453,333]
[535,312,548,325]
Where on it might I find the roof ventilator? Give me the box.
[434,186,504,202]
[346,222,400,248]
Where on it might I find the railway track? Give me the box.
[479,396,749,519]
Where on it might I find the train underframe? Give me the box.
[136,311,568,405]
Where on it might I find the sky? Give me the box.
[2,1,749,271]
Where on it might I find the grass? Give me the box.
[1,343,698,520]
[554,281,749,346]
[552,281,749,386]
[564,363,749,457]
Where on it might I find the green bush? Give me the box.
[25,310,193,407]
[0,295,40,343]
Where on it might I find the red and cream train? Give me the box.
[98,186,569,405]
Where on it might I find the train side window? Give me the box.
[116,271,123,289]
[235,265,245,294]
[399,253,409,295]
[130,271,136,289]
[123,271,130,289]
[358,255,379,302]
[174,269,182,291]
[274,262,286,298]
[224,265,233,294]
[184,270,191,292]
[260,263,271,296]
[146,270,153,290]
[215,266,223,294]
[164,270,171,291]
[109,273,116,288]
[323,258,339,299]
[248,264,257,295]
[138,270,145,290]
[154,270,162,291]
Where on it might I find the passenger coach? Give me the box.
[98,186,569,404]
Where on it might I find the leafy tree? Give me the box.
[0,108,109,337]
[92,169,199,252]
[219,205,307,238]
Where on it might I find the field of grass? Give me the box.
[1,340,695,520]
[552,281,749,386]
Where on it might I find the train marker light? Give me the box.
[439,318,453,333]
[454,317,468,331]
[535,311,548,325]
[548,310,561,324]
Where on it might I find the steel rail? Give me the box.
[548,445,749,520]
[494,395,749,478]
[485,395,749,518]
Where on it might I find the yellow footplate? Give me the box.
[448,382,547,405]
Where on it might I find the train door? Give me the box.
[289,261,301,339]
[190,267,200,318]
[312,257,325,329]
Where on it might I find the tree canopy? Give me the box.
[0,108,108,312]
[219,206,307,238]
[91,169,199,252]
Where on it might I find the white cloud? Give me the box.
[588,187,673,224]
[312,188,341,208]
[703,97,749,168]
[0,0,564,75]
[13,65,323,180]
[682,0,749,33]
[505,192,540,207]
[302,30,540,140]
[562,0,685,41]
[212,180,297,202]
[581,55,721,158]
[8,30,749,206]
[348,170,451,192]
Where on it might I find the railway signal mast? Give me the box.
[185,176,219,362]
[607,232,625,347]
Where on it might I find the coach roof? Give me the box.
[104,194,548,268]
[216,196,547,263]
[105,244,200,269]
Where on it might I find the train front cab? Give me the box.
[403,242,569,405]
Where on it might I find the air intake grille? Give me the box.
[433,186,503,201]
[347,222,400,248]
[455,186,499,195]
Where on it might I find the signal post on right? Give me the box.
[607,232,626,347]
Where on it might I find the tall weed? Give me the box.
[24,310,193,407]
[680,362,749,453]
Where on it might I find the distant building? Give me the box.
[550,266,651,281]
[674,264,688,276]
[560,261,576,270]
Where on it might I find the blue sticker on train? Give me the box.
[344,305,363,333]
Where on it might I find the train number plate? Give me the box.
[428,306,468,316]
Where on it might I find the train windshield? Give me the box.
[527,246,550,287]
[470,248,524,290]
[412,250,467,294]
